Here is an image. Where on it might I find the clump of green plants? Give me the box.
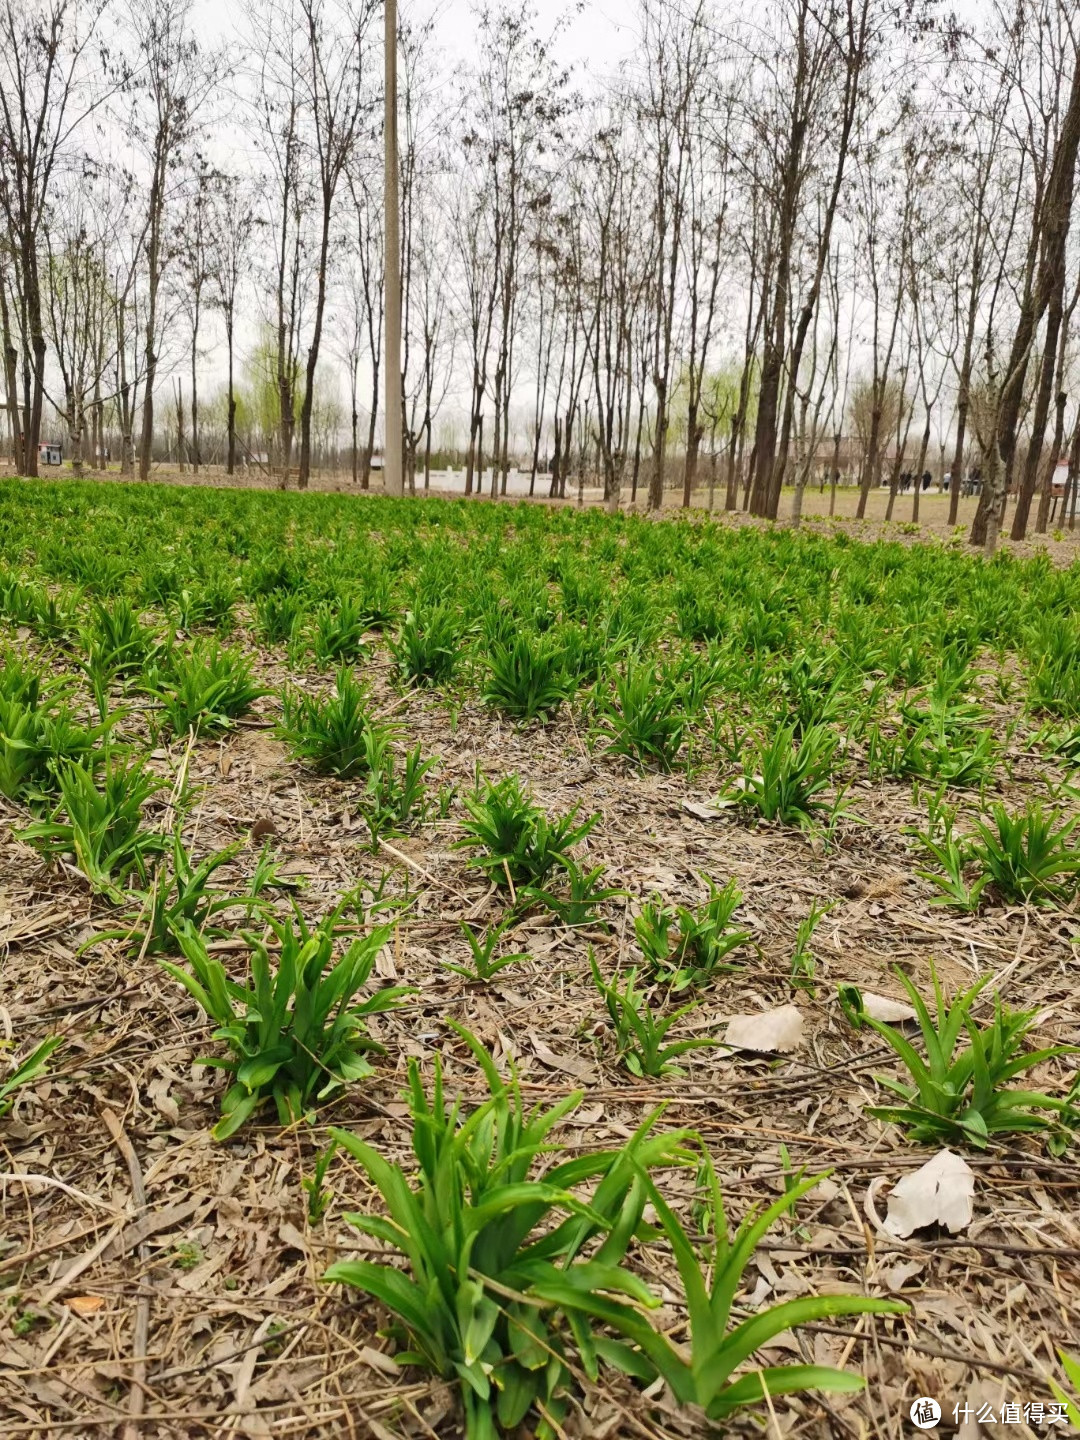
[443,917,529,983]
[324,1026,687,1439]
[17,753,167,894]
[27,582,83,643]
[634,878,752,990]
[721,722,843,829]
[311,595,369,667]
[0,1037,63,1117]
[457,773,597,890]
[277,667,392,779]
[590,952,718,1077]
[772,649,856,736]
[594,659,688,769]
[302,1138,339,1224]
[164,905,412,1139]
[356,566,397,628]
[616,1154,906,1422]
[81,598,158,683]
[1026,614,1080,718]
[358,734,436,846]
[970,802,1080,905]
[0,664,108,802]
[171,575,239,632]
[86,831,279,957]
[862,965,1079,1150]
[520,856,624,929]
[255,590,305,646]
[145,640,266,738]
[912,796,1080,909]
[482,631,570,721]
[790,899,835,989]
[867,685,997,787]
[908,792,988,911]
[389,603,462,686]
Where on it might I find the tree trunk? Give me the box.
[1010,296,1066,540]
[1035,389,1068,534]
[947,394,968,527]
[648,381,667,511]
[723,412,740,511]
[630,401,643,504]
[1063,414,1080,530]
[996,58,1080,541]
[226,329,237,475]
[911,421,932,525]
[828,432,841,516]
[682,405,700,508]
[529,421,541,497]
[0,273,20,474]
[855,404,884,519]
[298,208,332,491]
[884,447,906,523]
[982,437,1005,557]
[363,360,379,490]
[190,340,199,473]
[175,378,185,473]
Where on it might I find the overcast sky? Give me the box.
[193,0,637,73]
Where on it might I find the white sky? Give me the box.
[416,0,635,68]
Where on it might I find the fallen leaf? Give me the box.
[64,1295,104,1316]
[859,991,917,1024]
[359,1345,401,1378]
[148,1075,179,1125]
[682,800,725,821]
[724,1005,805,1054]
[883,1150,974,1238]
[374,944,397,980]
[530,1036,598,1083]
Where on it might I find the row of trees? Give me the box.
[2,0,1080,549]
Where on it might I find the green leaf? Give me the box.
[211,1088,261,1141]
[707,1364,867,1419]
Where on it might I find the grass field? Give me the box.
[1,475,1079,1438]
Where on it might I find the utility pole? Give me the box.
[383,0,403,496]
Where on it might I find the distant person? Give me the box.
[922,471,931,491]
[942,470,951,492]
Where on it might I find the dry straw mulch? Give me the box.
[1,630,1078,1439]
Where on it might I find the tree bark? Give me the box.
[995,56,1080,541]
[1035,389,1068,535]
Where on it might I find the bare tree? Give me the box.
[294,0,379,490]
[346,170,383,489]
[209,174,257,475]
[0,0,110,475]
[127,0,218,481]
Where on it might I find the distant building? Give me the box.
[38,443,62,466]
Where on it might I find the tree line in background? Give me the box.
[2,0,1080,551]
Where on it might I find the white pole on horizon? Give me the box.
[383,0,403,496]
